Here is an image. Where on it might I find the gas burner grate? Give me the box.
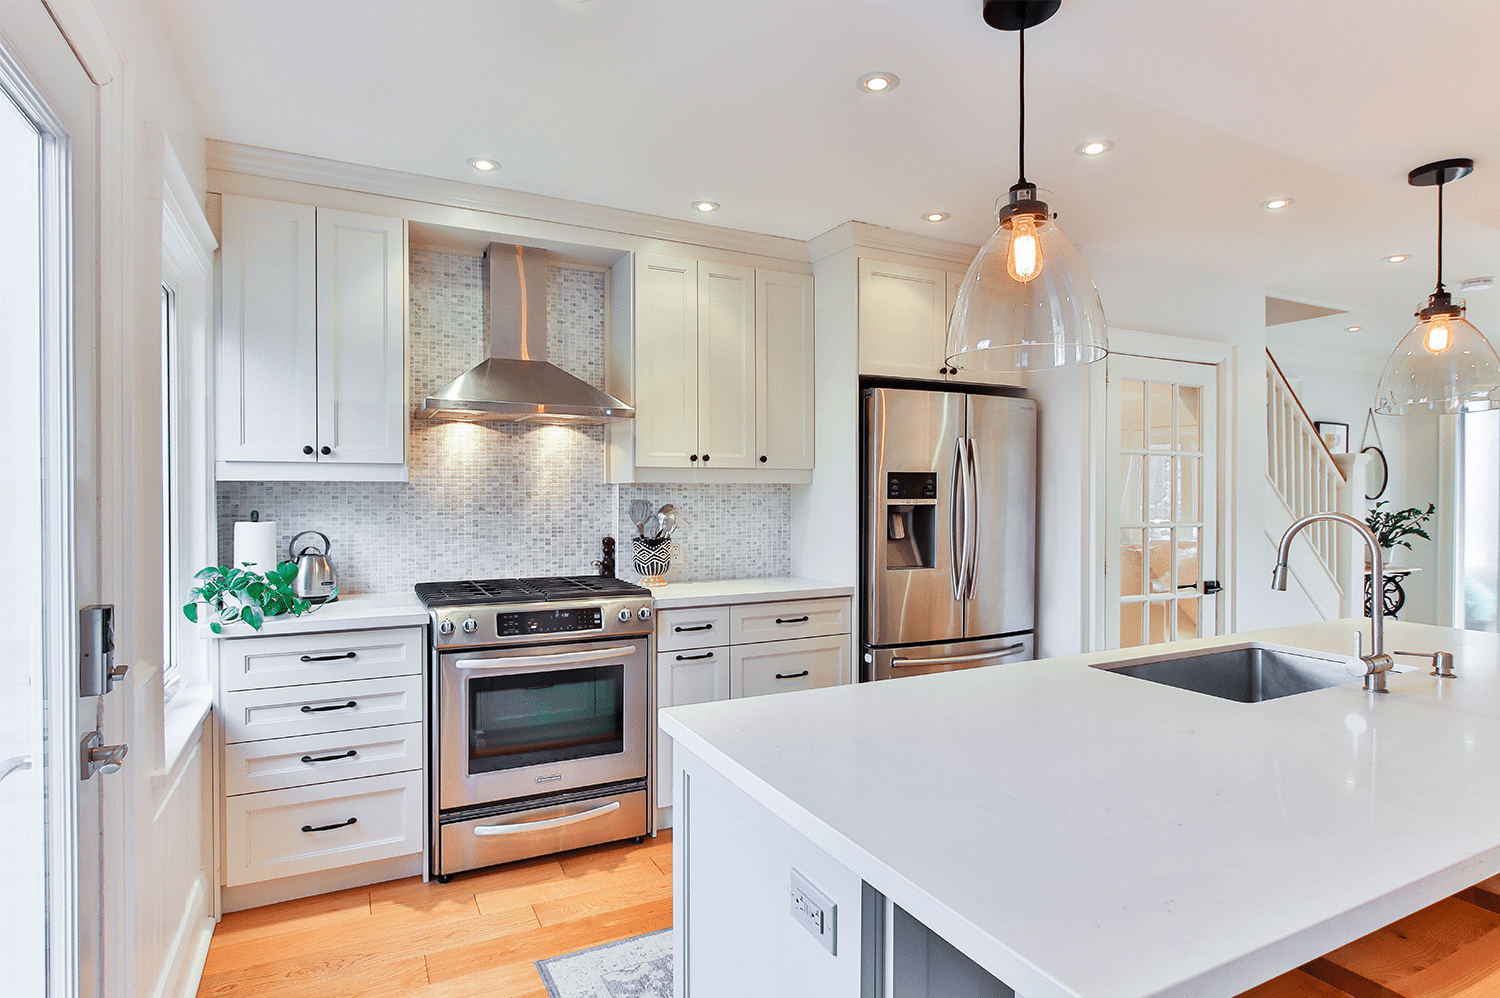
[415,575,651,608]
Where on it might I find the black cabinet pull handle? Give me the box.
[675,623,714,633]
[302,445,314,455]
[300,652,357,663]
[775,616,810,625]
[320,445,332,455]
[301,817,357,833]
[301,701,357,713]
[301,750,358,764]
[676,652,715,661]
[775,670,811,680]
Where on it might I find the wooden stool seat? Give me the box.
[1237,880,1500,998]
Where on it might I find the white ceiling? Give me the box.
[158,0,1500,356]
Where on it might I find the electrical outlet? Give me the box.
[789,868,837,955]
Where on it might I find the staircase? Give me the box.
[1265,351,1367,619]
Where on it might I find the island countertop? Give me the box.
[659,620,1500,998]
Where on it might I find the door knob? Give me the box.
[80,731,128,779]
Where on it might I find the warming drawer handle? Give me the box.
[774,670,811,680]
[453,645,639,671]
[301,750,358,764]
[775,616,810,625]
[890,643,1027,668]
[471,800,622,836]
[674,623,714,633]
[301,651,357,663]
[301,701,357,713]
[301,817,357,833]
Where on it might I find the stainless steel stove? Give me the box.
[417,576,655,881]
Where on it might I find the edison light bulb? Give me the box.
[1007,215,1043,283]
[1423,318,1453,354]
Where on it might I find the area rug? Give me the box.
[535,928,673,998]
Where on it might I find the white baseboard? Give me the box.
[153,875,214,998]
[221,853,422,912]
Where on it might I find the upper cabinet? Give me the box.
[218,195,408,482]
[613,254,813,483]
[858,257,1024,390]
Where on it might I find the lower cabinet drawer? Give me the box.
[223,722,423,796]
[730,633,848,699]
[220,674,422,744]
[656,606,732,652]
[729,597,851,644]
[224,769,422,886]
[220,626,424,693]
[438,788,647,877]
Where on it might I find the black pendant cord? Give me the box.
[1435,179,1445,296]
[1017,26,1027,186]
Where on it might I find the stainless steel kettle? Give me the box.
[289,530,338,603]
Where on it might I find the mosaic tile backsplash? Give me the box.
[216,250,791,594]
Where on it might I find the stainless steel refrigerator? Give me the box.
[862,386,1037,681]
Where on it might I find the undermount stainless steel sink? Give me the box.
[1097,646,1360,703]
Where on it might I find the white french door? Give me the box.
[1105,355,1220,648]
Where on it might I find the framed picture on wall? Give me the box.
[1314,421,1349,454]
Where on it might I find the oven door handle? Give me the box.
[471,800,622,836]
[452,645,638,671]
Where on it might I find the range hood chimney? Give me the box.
[418,243,634,424]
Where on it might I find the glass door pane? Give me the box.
[469,664,626,774]
[1460,412,1500,631]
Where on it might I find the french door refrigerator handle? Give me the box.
[964,437,980,600]
[950,436,967,601]
[891,642,1028,668]
[471,800,622,836]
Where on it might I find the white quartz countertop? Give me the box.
[660,620,1500,998]
[202,591,427,638]
[646,576,852,608]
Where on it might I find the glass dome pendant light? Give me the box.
[946,0,1108,375]
[1375,158,1500,414]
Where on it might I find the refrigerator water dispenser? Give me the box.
[885,472,936,569]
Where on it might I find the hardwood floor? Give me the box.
[197,831,673,998]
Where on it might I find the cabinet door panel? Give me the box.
[944,268,1026,389]
[697,261,757,469]
[656,646,731,810]
[858,258,946,380]
[635,255,699,467]
[756,270,814,470]
[219,195,318,463]
[316,209,407,465]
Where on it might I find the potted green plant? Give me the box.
[182,562,335,634]
[1364,501,1436,567]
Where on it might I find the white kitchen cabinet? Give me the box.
[214,624,425,895]
[858,257,1023,389]
[655,646,731,810]
[619,254,814,482]
[655,593,852,824]
[217,194,408,481]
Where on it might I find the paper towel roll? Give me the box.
[233,520,279,575]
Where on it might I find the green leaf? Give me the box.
[195,566,222,580]
[210,621,222,634]
[276,562,298,583]
[241,605,264,630]
[182,602,198,623]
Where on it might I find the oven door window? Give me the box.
[467,665,624,774]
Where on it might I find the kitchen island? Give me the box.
[659,620,1500,998]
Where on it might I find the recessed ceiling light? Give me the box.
[1461,276,1496,292]
[923,212,949,223]
[691,200,720,213]
[1075,140,1113,156]
[1346,325,1362,333]
[857,72,900,94]
[1262,198,1293,210]
[468,157,499,172]
[1384,254,1408,264]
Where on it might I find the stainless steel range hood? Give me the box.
[418,243,633,424]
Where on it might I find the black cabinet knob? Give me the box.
[689,454,699,462]
[702,454,710,463]
[302,445,314,455]
[759,455,767,463]
[320,446,332,456]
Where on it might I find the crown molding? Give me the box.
[807,220,978,268]
[207,141,812,265]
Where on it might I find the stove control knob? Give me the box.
[637,606,653,621]
[462,618,478,634]
[617,608,632,623]
[438,619,455,636]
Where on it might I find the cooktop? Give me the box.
[414,575,652,609]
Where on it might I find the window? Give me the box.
[162,282,182,702]
[1458,412,1500,632]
